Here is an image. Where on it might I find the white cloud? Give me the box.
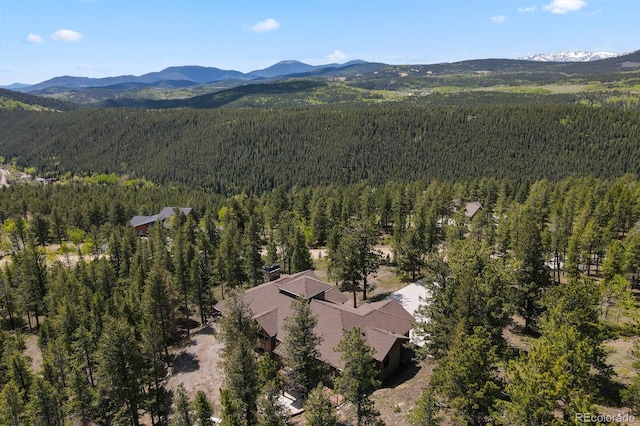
[518,5,537,13]
[326,50,348,62]
[26,33,44,44]
[544,0,587,14]
[491,15,506,24]
[51,29,84,42]
[250,18,280,33]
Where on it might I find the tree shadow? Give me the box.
[594,373,627,408]
[194,324,215,336]
[1,316,26,331]
[382,361,422,389]
[176,317,200,331]
[171,352,200,374]
[380,346,424,389]
[367,291,393,303]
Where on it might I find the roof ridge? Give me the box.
[367,326,410,339]
[253,306,278,319]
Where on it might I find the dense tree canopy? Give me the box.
[1,104,640,194]
[0,166,638,425]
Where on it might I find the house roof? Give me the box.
[385,282,432,347]
[278,275,333,299]
[130,215,158,228]
[158,207,192,221]
[366,327,410,362]
[323,286,349,304]
[464,201,483,218]
[309,298,413,369]
[384,282,431,317]
[254,308,279,337]
[129,207,192,228]
[214,270,414,371]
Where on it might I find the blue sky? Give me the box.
[0,0,639,85]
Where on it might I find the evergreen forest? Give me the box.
[0,174,639,424]
[1,104,639,194]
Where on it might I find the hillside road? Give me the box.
[0,169,9,187]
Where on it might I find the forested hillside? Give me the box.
[1,105,639,194]
[1,175,640,424]
[0,89,78,112]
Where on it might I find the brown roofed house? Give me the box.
[130,207,192,236]
[214,270,414,380]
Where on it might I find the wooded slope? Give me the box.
[1,105,638,193]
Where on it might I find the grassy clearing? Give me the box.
[606,337,638,384]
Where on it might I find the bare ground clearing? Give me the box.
[25,333,43,373]
[166,323,225,414]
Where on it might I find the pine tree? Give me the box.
[15,241,47,329]
[173,220,195,334]
[96,317,146,426]
[430,327,500,426]
[394,226,426,281]
[622,341,640,415]
[171,384,193,426]
[416,239,511,358]
[256,354,281,391]
[141,265,175,425]
[281,297,324,396]
[6,348,33,397]
[291,226,313,273]
[498,324,596,424]
[0,268,18,330]
[304,383,338,426]
[72,325,96,387]
[190,237,214,325]
[243,217,264,287]
[26,376,63,426]
[0,380,25,426]
[310,201,329,246]
[41,336,71,397]
[512,211,550,333]
[219,291,259,426]
[334,327,381,426]
[256,381,289,426]
[329,218,381,307]
[192,390,215,426]
[406,387,441,426]
[65,366,96,426]
[143,265,176,357]
[216,222,246,297]
[565,227,582,279]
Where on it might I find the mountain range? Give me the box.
[3,51,631,94]
[518,51,620,62]
[1,49,639,109]
[6,59,373,93]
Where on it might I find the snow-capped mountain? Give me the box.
[519,51,619,62]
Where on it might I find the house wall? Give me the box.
[379,341,403,381]
[134,224,150,236]
[259,333,274,352]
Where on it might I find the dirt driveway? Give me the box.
[166,323,225,413]
[309,245,394,261]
